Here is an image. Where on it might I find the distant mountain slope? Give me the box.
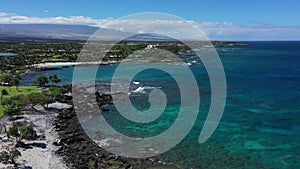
[0,24,98,35]
[0,24,182,42]
[0,24,98,41]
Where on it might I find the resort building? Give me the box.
[145,45,156,49]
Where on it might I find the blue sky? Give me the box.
[0,0,300,40]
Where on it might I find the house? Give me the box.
[0,53,18,63]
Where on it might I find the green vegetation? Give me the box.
[0,85,68,118]
[0,73,13,91]
[0,41,191,69]
[103,42,148,61]
[0,149,21,165]
[0,86,39,117]
[34,76,49,87]
[0,41,246,72]
[2,98,19,116]
[19,125,37,140]
[0,42,83,68]
[12,75,21,91]
[1,89,8,101]
[7,126,19,138]
[0,40,244,116]
[49,74,61,85]
[7,125,37,141]
[0,86,38,98]
[34,74,61,87]
[0,73,22,91]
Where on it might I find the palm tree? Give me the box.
[34,76,49,87]
[12,76,21,91]
[49,74,61,86]
[0,73,13,91]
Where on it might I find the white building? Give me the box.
[145,45,156,49]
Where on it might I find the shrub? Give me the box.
[19,126,37,140]
[7,126,19,138]
[3,106,19,116]
[1,89,9,101]
[0,151,10,164]
[2,98,20,116]
[0,149,21,164]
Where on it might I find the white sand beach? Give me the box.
[0,103,72,169]
[35,61,118,67]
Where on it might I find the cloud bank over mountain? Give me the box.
[0,12,299,41]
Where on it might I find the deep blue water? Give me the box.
[21,41,300,168]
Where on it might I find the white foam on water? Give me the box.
[131,86,160,94]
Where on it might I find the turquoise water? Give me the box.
[21,42,300,168]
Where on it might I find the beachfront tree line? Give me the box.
[0,73,60,91]
[0,73,22,91]
[1,87,66,116]
[0,42,83,71]
[34,74,61,87]
[0,41,193,71]
[0,74,62,116]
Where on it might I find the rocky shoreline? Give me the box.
[0,94,179,169]
[52,91,179,169]
[0,82,180,169]
[54,107,179,169]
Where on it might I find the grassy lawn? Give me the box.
[0,86,39,117]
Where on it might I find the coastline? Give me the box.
[0,88,179,169]
[34,61,119,68]
[54,108,179,169]
[33,59,190,68]
[54,87,179,169]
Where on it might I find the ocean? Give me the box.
[21,41,300,168]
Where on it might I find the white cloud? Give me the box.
[196,22,300,40]
[0,12,111,26]
[101,19,206,40]
[0,12,299,40]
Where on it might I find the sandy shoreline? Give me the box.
[34,59,188,68]
[35,61,118,67]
